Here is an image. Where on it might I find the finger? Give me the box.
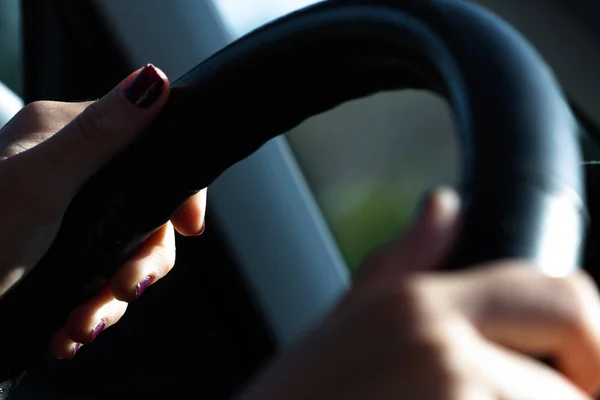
[64,284,128,344]
[479,339,592,400]
[558,273,600,395]
[110,222,176,302]
[171,188,207,236]
[355,187,461,288]
[385,186,461,271]
[20,64,170,197]
[49,327,83,360]
[445,264,600,395]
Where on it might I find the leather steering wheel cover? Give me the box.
[161,0,585,266]
[172,0,581,191]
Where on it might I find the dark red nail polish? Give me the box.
[91,320,106,341]
[136,276,152,299]
[123,64,164,108]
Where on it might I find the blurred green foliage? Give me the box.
[286,91,458,276]
[325,184,416,273]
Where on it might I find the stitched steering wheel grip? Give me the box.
[0,0,587,381]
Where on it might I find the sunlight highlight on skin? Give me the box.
[92,298,127,324]
[0,267,25,301]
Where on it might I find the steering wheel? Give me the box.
[0,0,587,386]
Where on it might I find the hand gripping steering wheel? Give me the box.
[0,0,588,386]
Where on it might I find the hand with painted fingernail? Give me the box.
[0,65,207,359]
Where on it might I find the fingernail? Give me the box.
[196,220,206,236]
[136,276,152,299]
[91,319,106,341]
[415,187,460,222]
[72,343,82,358]
[123,64,165,108]
[434,187,461,218]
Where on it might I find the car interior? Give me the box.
[2,0,600,399]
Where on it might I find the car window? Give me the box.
[212,0,457,271]
[0,0,22,127]
[0,0,21,95]
[212,0,321,38]
[212,0,600,272]
[287,93,458,271]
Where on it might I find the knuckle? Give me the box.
[471,265,592,333]
[110,279,134,303]
[20,101,50,119]
[544,274,589,332]
[368,279,443,346]
[422,324,482,399]
[349,275,483,397]
[75,102,112,144]
[17,101,64,127]
[3,101,48,134]
[570,269,597,292]
[369,284,478,396]
[554,276,585,311]
[148,245,176,277]
[16,101,89,133]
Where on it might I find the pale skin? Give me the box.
[0,66,207,359]
[241,190,600,399]
[2,66,600,399]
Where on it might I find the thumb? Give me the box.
[31,64,169,193]
[394,187,463,271]
[354,187,462,286]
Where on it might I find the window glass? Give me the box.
[212,0,600,272]
[287,93,458,271]
[212,0,321,38]
[0,0,21,95]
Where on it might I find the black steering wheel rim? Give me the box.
[0,0,587,387]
